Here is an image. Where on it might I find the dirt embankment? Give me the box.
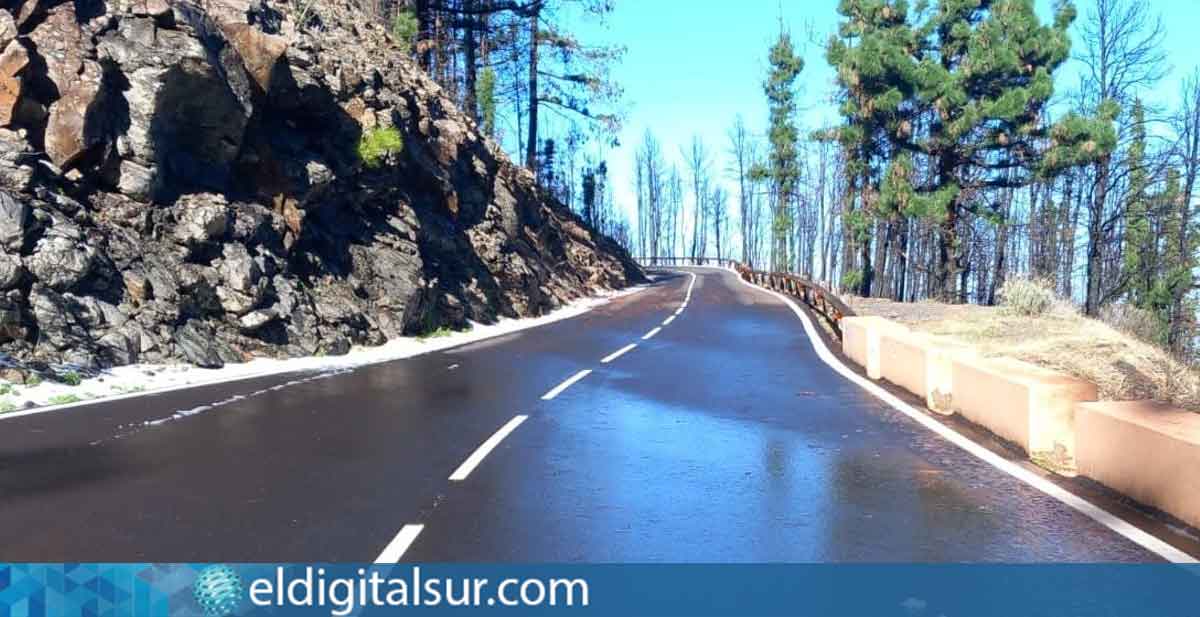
[846,296,1200,413]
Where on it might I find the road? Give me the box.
[0,267,1190,562]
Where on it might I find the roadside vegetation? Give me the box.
[357,127,404,168]
[417,326,459,340]
[848,279,1200,411]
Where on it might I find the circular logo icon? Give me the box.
[193,564,244,617]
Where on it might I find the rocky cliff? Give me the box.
[0,0,641,375]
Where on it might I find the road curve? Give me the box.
[0,268,1189,562]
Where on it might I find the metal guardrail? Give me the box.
[634,257,856,337]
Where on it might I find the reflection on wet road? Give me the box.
[0,268,1189,562]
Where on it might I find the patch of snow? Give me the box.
[0,284,648,420]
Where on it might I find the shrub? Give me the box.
[1099,303,1167,345]
[392,10,419,53]
[842,270,864,295]
[358,127,404,169]
[417,326,456,340]
[998,277,1058,317]
[59,371,82,386]
[48,394,83,405]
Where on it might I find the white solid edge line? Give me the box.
[642,327,663,340]
[601,343,638,364]
[375,524,425,563]
[674,308,685,316]
[662,315,676,326]
[541,369,593,400]
[731,271,1198,565]
[449,415,528,482]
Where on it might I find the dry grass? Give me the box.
[846,296,1200,412]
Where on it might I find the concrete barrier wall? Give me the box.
[877,331,972,415]
[806,296,1200,528]
[841,316,909,380]
[843,316,1096,472]
[878,331,927,405]
[827,307,1198,531]
[950,355,1096,471]
[1076,401,1200,530]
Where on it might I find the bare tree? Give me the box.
[1077,0,1168,314]
[728,116,757,266]
[1168,69,1200,352]
[683,136,711,260]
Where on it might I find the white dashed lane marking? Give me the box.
[449,415,529,482]
[601,343,638,364]
[375,524,425,563]
[541,369,593,400]
[377,267,700,562]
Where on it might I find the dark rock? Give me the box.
[0,190,25,249]
[173,321,224,368]
[319,334,350,356]
[98,331,138,366]
[26,226,96,291]
[0,290,24,342]
[29,287,91,351]
[173,196,230,249]
[0,0,641,370]
[238,308,277,332]
[0,252,22,289]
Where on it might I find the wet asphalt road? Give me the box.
[0,268,1184,562]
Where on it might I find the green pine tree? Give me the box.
[856,0,1115,302]
[826,0,920,295]
[1122,100,1155,308]
[764,27,804,272]
[1158,170,1196,348]
[478,67,498,138]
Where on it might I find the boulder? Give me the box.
[98,330,139,366]
[26,231,97,291]
[115,160,159,201]
[99,19,251,193]
[44,60,105,169]
[129,0,172,19]
[28,287,91,351]
[173,321,224,368]
[217,243,262,292]
[0,40,29,127]
[0,290,24,342]
[238,308,277,332]
[0,251,22,289]
[173,198,230,248]
[26,4,88,98]
[0,190,26,249]
[0,12,16,49]
[221,22,288,94]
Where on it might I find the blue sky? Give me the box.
[562,0,1197,232]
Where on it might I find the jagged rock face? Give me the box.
[0,0,641,371]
